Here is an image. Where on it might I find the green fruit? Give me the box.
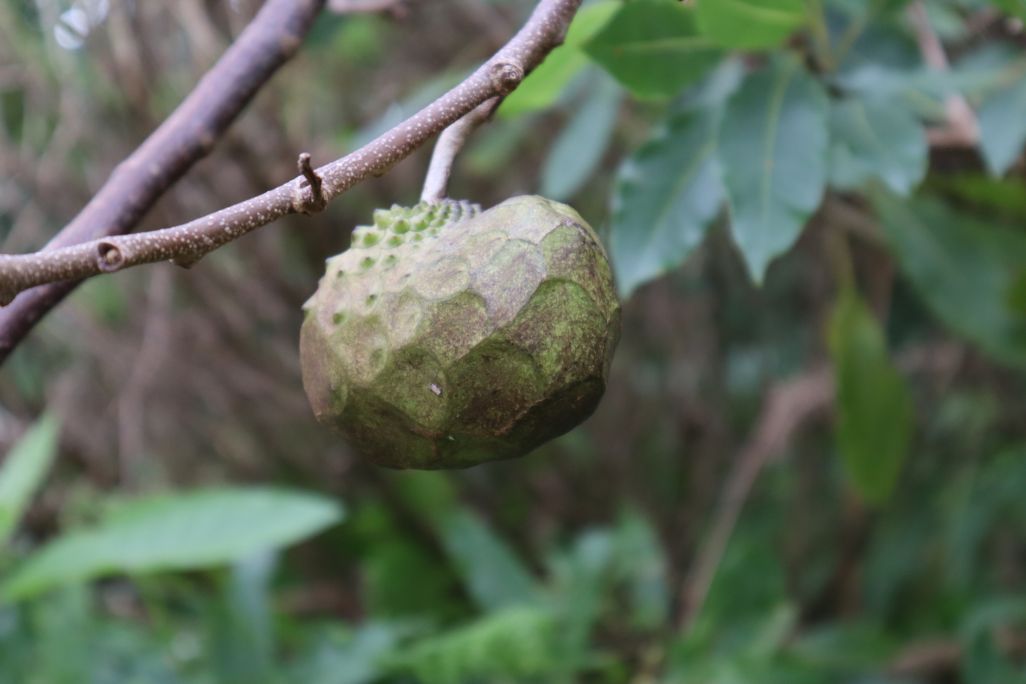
[300,195,620,469]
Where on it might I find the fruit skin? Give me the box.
[301,195,621,469]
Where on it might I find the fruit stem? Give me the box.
[420,97,501,203]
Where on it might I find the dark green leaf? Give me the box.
[829,93,927,195]
[584,0,722,99]
[718,56,829,282]
[930,173,1026,223]
[610,107,723,297]
[873,192,1026,369]
[2,487,344,601]
[962,598,1026,684]
[541,74,621,201]
[695,0,806,50]
[828,289,913,505]
[977,71,1026,176]
[0,415,59,548]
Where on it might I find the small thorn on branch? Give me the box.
[293,152,327,214]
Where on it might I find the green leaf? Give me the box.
[718,56,829,282]
[584,0,722,99]
[612,509,670,630]
[977,71,1026,176]
[290,623,409,684]
[962,598,1026,684]
[0,415,59,548]
[695,0,807,50]
[385,606,559,684]
[435,509,539,611]
[828,289,913,505]
[930,173,1026,223]
[989,0,1026,22]
[873,192,1026,369]
[2,487,344,601]
[540,74,621,201]
[499,1,619,116]
[610,107,723,297]
[829,93,927,195]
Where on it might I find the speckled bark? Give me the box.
[301,196,621,469]
[0,0,584,364]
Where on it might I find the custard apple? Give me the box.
[300,195,620,469]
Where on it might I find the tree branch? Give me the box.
[421,97,501,203]
[677,343,964,632]
[909,0,980,147]
[0,0,326,363]
[329,0,410,16]
[0,0,582,362]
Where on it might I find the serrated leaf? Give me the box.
[499,1,619,116]
[978,71,1026,176]
[2,487,344,601]
[0,415,59,548]
[828,289,913,505]
[695,0,806,50]
[718,56,829,282]
[541,73,621,200]
[610,107,723,296]
[584,0,722,99]
[873,192,1026,369]
[829,93,927,195]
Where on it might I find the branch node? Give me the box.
[96,242,126,273]
[490,61,524,95]
[293,152,327,214]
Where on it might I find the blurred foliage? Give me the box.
[2,0,1026,682]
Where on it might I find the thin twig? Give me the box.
[0,0,326,362]
[678,343,964,632]
[421,97,501,203]
[0,0,582,356]
[678,366,834,633]
[909,0,979,147]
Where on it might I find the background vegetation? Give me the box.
[2,0,1026,682]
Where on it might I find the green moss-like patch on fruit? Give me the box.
[301,196,621,469]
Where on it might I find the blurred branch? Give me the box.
[329,0,410,16]
[678,343,964,632]
[678,365,834,633]
[909,1,980,147]
[0,0,326,363]
[0,0,583,362]
[421,97,501,203]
